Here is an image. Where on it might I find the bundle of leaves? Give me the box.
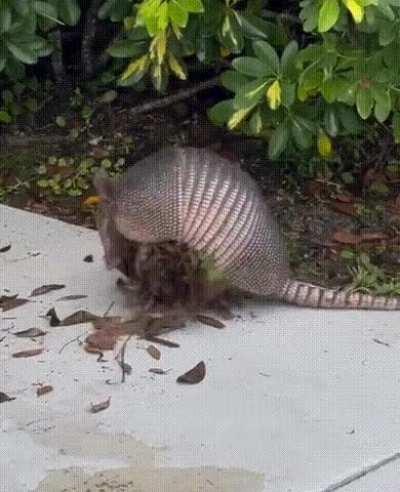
[118,239,234,316]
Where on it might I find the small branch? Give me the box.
[262,8,302,25]
[48,30,67,85]
[81,0,103,79]
[128,76,221,116]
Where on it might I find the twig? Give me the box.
[58,332,87,354]
[81,0,103,79]
[102,301,115,317]
[116,333,133,383]
[128,76,221,116]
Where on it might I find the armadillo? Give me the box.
[94,145,400,309]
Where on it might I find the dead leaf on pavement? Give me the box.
[30,284,66,297]
[90,397,111,413]
[0,295,29,312]
[14,328,46,338]
[12,348,44,358]
[196,314,225,329]
[0,392,16,403]
[60,310,101,326]
[149,368,170,375]
[177,361,206,384]
[145,335,180,348]
[147,345,161,360]
[0,244,11,253]
[37,385,53,396]
[56,295,88,301]
[46,307,61,326]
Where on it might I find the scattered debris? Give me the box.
[46,307,61,326]
[30,284,66,297]
[332,230,389,246]
[117,360,132,375]
[373,338,390,347]
[196,314,226,329]
[146,344,161,360]
[177,361,206,384]
[12,348,44,358]
[0,244,11,253]
[90,397,111,413]
[149,368,170,375]
[60,310,101,326]
[0,392,16,403]
[37,385,53,397]
[85,330,118,351]
[145,335,180,348]
[56,295,88,301]
[0,295,29,312]
[13,328,46,338]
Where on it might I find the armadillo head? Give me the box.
[93,170,130,274]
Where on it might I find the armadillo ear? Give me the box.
[93,169,114,200]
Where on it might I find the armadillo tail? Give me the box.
[280,279,400,310]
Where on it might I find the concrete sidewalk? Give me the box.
[1,204,400,492]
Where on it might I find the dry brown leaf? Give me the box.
[147,344,161,360]
[196,314,225,329]
[60,310,101,326]
[37,385,53,396]
[85,331,117,351]
[0,244,11,253]
[14,328,46,338]
[12,348,44,358]
[56,295,88,301]
[149,368,170,375]
[90,397,111,413]
[145,335,180,348]
[46,307,61,326]
[177,361,206,384]
[30,284,66,297]
[0,391,16,403]
[0,295,29,312]
[330,201,358,217]
[333,230,389,245]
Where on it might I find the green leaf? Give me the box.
[280,41,298,77]
[207,99,235,125]
[291,119,313,149]
[372,87,391,122]
[169,0,188,27]
[318,0,340,32]
[220,11,244,53]
[337,105,362,133]
[248,109,263,135]
[252,40,280,74]
[232,56,268,78]
[33,1,62,24]
[356,88,374,120]
[97,0,117,20]
[324,106,339,136]
[0,111,11,123]
[0,6,11,34]
[108,40,146,58]
[239,13,287,46]
[178,0,204,13]
[57,0,81,25]
[392,112,400,143]
[281,81,296,108]
[7,42,36,64]
[378,21,397,46]
[234,79,268,109]
[268,121,289,159]
[157,1,169,31]
[220,70,250,92]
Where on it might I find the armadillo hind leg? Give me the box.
[281,279,400,310]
